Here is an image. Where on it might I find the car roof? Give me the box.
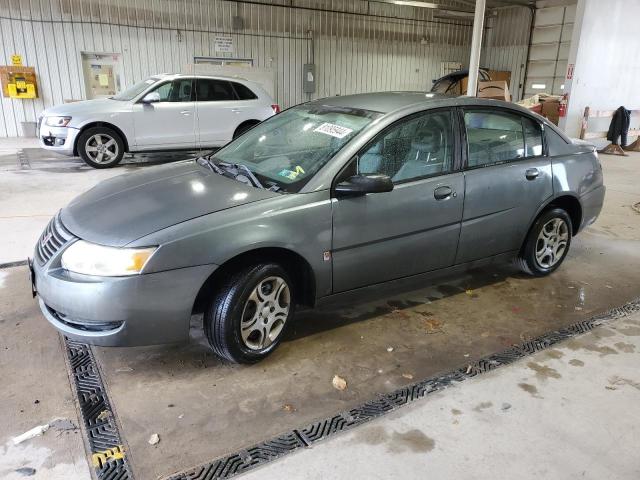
[153,73,251,82]
[308,91,543,118]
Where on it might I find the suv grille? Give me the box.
[36,213,75,265]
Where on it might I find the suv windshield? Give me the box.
[212,104,381,192]
[112,77,161,101]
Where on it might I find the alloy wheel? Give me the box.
[535,218,569,269]
[240,276,291,350]
[84,134,119,164]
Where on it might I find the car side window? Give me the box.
[195,79,237,101]
[232,82,258,100]
[464,110,525,167]
[523,117,543,157]
[151,79,193,102]
[354,110,454,184]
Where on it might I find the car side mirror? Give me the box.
[141,92,161,104]
[335,174,394,197]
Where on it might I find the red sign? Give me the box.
[567,63,574,80]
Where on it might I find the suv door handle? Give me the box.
[526,168,540,180]
[434,185,454,200]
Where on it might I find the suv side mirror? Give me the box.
[141,91,161,104]
[335,174,394,197]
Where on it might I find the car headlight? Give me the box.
[61,240,157,277]
[45,116,72,127]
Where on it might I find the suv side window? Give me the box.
[195,79,237,101]
[349,110,454,184]
[464,110,525,167]
[151,79,193,102]
[232,82,258,100]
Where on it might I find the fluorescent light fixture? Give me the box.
[392,1,438,7]
[532,83,546,90]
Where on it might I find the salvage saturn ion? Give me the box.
[30,93,605,364]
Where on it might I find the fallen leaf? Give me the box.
[148,433,160,445]
[424,318,444,334]
[96,410,110,421]
[332,375,347,391]
[402,373,414,380]
[282,404,296,412]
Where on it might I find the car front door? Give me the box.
[331,109,465,293]
[455,108,553,264]
[132,78,196,149]
[195,79,251,147]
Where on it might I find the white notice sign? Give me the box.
[214,36,234,53]
[314,123,353,139]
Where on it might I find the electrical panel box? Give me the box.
[303,64,316,94]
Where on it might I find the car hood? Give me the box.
[60,161,279,247]
[41,98,125,118]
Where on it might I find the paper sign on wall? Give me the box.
[214,36,234,53]
[11,54,22,66]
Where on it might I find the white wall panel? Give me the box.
[0,0,531,137]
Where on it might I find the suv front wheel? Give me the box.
[204,263,294,363]
[77,126,125,168]
[517,208,572,276]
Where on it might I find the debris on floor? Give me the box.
[332,375,347,391]
[14,467,36,477]
[282,404,296,413]
[424,318,445,334]
[501,402,512,411]
[97,410,111,421]
[12,423,49,445]
[50,418,78,433]
[148,433,160,445]
[386,347,394,352]
[402,373,414,380]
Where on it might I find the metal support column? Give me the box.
[466,0,486,97]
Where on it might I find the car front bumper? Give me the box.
[38,122,80,156]
[32,246,217,346]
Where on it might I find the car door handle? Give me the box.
[180,110,191,116]
[231,109,241,113]
[434,186,454,200]
[526,168,540,180]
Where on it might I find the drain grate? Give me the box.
[63,339,133,479]
[166,297,640,480]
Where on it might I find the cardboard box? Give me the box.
[541,100,559,117]
[477,80,511,102]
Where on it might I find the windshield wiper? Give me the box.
[196,156,224,175]
[233,163,264,189]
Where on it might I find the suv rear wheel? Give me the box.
[77,126,125,168]
[204,263,294,363]
[517,208,572,276]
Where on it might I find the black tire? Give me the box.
[77,126,125,168]
[233,121,259,139]
[204,263,295,364]
[516,208,572,276]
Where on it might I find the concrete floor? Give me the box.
[0,141,639,479]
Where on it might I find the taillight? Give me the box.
[271,104,281,114]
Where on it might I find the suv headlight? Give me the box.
[45,116,72,127]
[61,240,157,277]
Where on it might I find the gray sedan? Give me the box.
[31,93,605,363]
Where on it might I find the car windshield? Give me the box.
[111,77,161,101]
[211,104,381,193]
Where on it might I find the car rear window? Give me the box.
[195,79,236,101]
[232,82,258,100]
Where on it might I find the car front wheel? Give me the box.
[77,127,125,168]
[517,207,572,276]
[204,263,294,363]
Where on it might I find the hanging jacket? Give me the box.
[606,106,631,145]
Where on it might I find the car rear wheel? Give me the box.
[516,208,572,276]
[204,263,294,363]
[77,127,125,168]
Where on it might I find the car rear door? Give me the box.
[132,78,196,149]
[455,108,553,264]
[331,109,465,293]
[195,79,256,147]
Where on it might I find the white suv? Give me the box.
[38,74,280,168]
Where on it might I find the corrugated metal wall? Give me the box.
[0,0,531,137]
[481,6,533,100]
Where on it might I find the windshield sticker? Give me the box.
[278,166,305,181]
[314,122,353,139]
